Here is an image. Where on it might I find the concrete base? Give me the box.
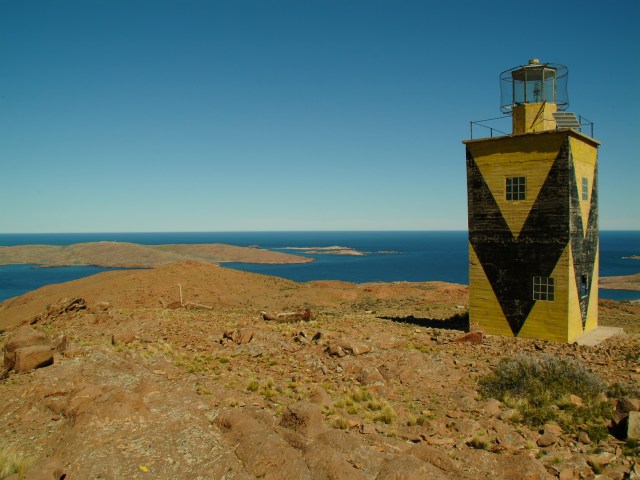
[574,326,625,346]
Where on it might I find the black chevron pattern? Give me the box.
[569,159,598,330]
[467,138,573,336]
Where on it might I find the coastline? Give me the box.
[0,242,313,269]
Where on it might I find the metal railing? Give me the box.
[469,114,595,139]
[469,116,511,139]
[578,115,594,138]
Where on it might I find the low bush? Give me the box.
[479,354,611,439]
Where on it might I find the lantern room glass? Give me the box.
[512,66,557,105]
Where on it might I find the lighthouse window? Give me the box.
[533,276,555,301]
[506,177,526,201]
[582,177,589,201]
[580,274,589,298]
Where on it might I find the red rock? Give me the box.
[359,424,376,435]
[14,345,54,373]
[558,468,575,480]
[459,450,553,480]
[328,339,371,356]
[53,334,68,354]
[481,399,502,416]
[617,397,640,413]
[111,332,136,345]
[93,301,111,311]
[453,419,481,436]
[628,411,640,440]
[262,309,313,323]
[543,423,563,437]
[4,327,51,370]
[304,441,367,480]
[223,329,255,345]
[307,386,332,408]
[454,331,483,344]
[577,431,591,444]
[279,402,326,438]
[357,367,385,386]
[326,344,345,357]
[536,431,558,447]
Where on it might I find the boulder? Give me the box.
[93,301,111,312]
[326,338,371,357]
[14,345,54,373]
[223,329,255,345]
[542,423,563,437]
[53,334,68,354]
[453,419,482,436]
[22,456,66,480]
[111,332,137,346]
[216,411,311,479]
[481,399,502,416]
[357,367,385,386]
[537,431,558,448]
[408,443,462,476]
[376,455,454,480]
[307,386,332,408]
[459,450,553,480]
[30,297,88,324]
[303,441,368,480]
[262,309,313,323]
[628,411,640,440]
[4,327,51,370]
[617,397,640,413]
[454,331,484,344]
[280,402,327,438]
[558,469,575,480]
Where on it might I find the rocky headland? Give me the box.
[0,262,639,479]
[600,274,640,292]
[0,242,313,268]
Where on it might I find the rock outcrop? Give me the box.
[3,327,53,373]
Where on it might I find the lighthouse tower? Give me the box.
[463,59,599,342]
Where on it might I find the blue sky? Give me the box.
[1,0,638,233]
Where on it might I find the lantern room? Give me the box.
[500,59,569,134]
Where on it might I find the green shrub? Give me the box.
[607,381,640,399]
[479,354,610,436]
[480,354,604,405]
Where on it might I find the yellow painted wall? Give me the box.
[512,102,558,134]
[467,133,566,239]
[585,243,599,334]
[466,131,600,343]
[468,242,511,336]
[567,248,583,342]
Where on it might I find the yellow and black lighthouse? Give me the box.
[463,59,599,342]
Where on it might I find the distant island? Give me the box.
[0,242,313,268]
[281,246,399,256]
[600,273,640,291]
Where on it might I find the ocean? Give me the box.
[0,231,638,303]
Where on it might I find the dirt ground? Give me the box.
[0,262,638,479]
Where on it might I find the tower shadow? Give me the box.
[379,311,469,332]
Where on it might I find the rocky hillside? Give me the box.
[0,263,638,479]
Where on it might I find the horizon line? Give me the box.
[0,229,638,235]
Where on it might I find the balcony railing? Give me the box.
[468,114,595,140]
